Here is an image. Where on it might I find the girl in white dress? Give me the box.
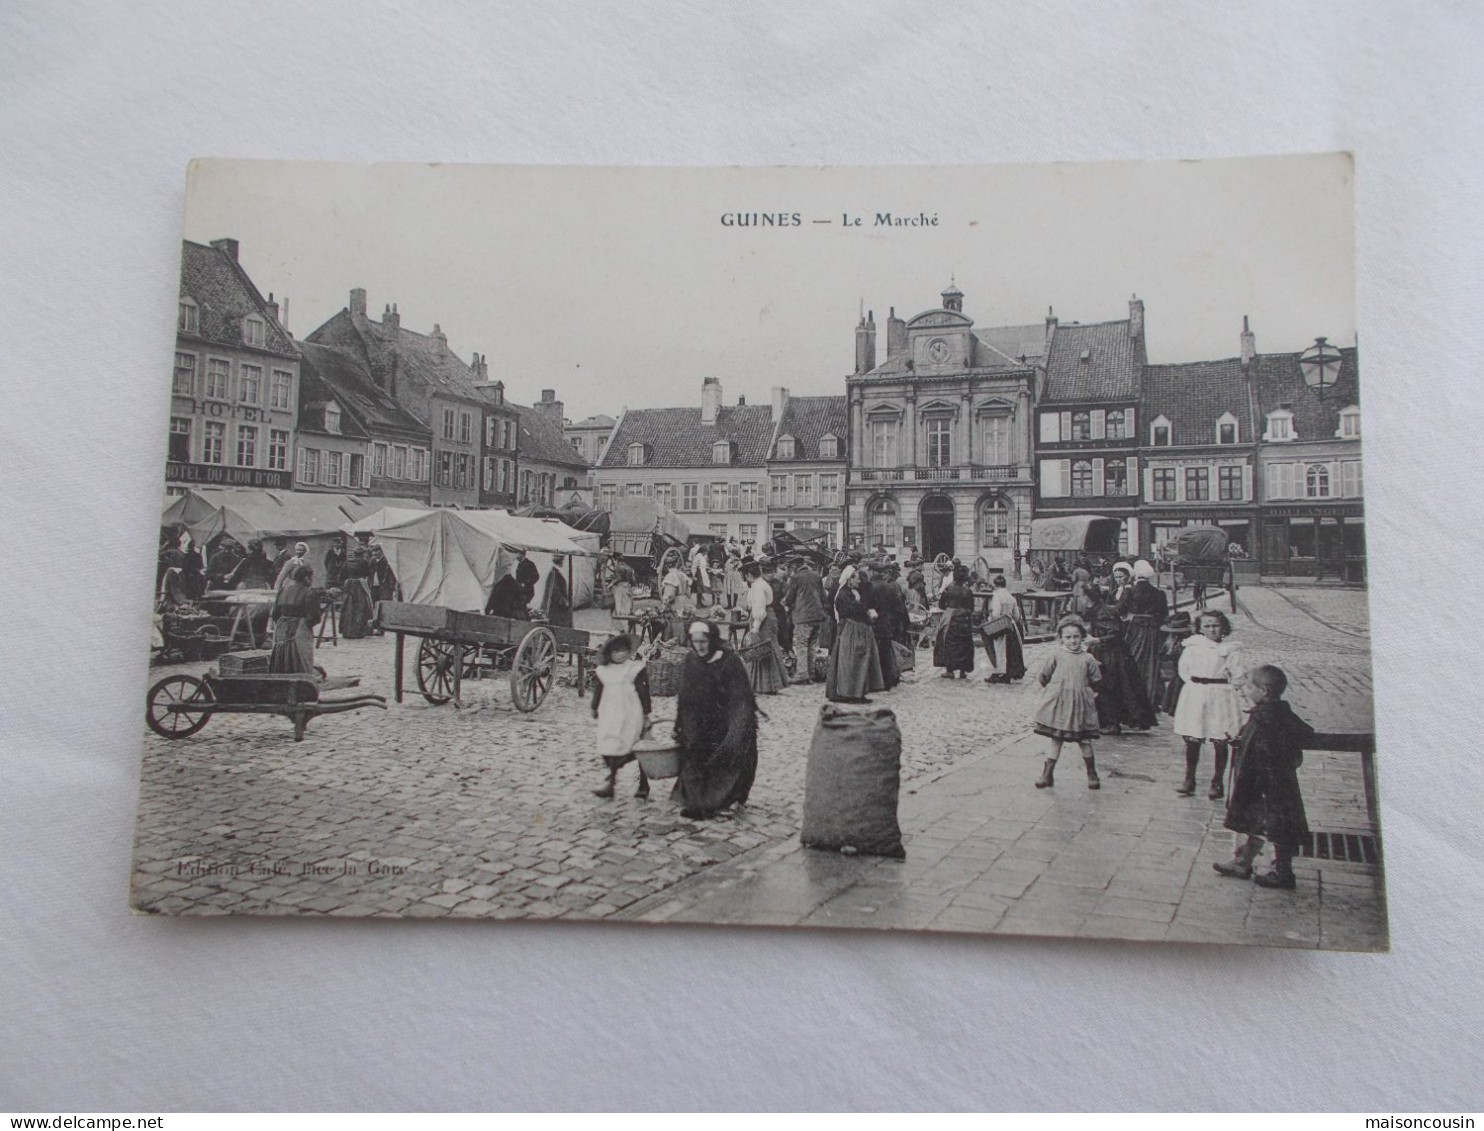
[1172,610,1244,799]
[592,634,653,799]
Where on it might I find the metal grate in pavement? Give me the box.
[1300,830,1381,866]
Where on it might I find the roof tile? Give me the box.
[601,404,777,469]
[179,240,297,359]
[1142,358,1253,445]
[769,395,847,460]
[1041,320,1144,404]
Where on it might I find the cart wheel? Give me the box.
[510,626,556,713]
[415,638,464,705]
[145,674,215,739]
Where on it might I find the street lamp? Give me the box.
[1299,336,1344,400]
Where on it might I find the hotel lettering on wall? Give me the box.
[166,461,291,490]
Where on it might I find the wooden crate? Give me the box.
[376,601,458,634]
[219,649,271,674]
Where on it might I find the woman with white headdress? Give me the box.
[825,564,885,703]
[673,620,758,819]
[1116,558,1170,706]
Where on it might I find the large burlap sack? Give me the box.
[892,640,915,672]
[801,705,906,859]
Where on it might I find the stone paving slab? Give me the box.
[624,730,1388,951]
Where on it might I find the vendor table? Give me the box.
[1015,589,1075,643]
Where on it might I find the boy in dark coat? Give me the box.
[1213,664,1315,890]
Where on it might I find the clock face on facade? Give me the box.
[927,337,951,363]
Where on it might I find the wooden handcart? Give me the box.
[145,666,387,742]
[377,601,597,712]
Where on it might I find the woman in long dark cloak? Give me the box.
[933,565,977,678]
[825,567,885,703]
[1088,600,1156,733]
[673,620,759,820]
[1117,561,1169,705]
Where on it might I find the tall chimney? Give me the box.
[534,389,564,423]
[886,307,907,359]
[771,386,790,421]
[701,377,722,425]
[265,292,280,324]
[210,237,239,262]
[383,303,400,333]
[1240,315,1256,369]
[349,288,367,319]
[1045,305,1058,348]
[854,310,877,374]
[430,323,447,356]
[1128,294,1144,341]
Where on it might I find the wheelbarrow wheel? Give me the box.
[510,626,556,713]
[416,638,470,705]
[146,673,215,739]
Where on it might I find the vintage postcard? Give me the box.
[132,156,1384,949]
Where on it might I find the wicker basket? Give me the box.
[633,742,680,780]
[646,653,685,696]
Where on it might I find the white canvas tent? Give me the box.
[160,488,428,582]
[342,507,598,612]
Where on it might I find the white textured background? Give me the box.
[1,0,1480,1112]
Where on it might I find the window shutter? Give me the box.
[1126,456,1138,497]
[1038,459,1059,497]
[1142,463,1153,501]
[1092,458,1105,495]
[1039,413,1059,443]
[1090,410,1106,440]
[729,482,739,510]
[1059,412,1072,440]
[1124,408,1135,437]
[1243,464,1253,501]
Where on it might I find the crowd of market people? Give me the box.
[592,541,1315,892]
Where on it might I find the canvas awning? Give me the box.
[340,507,598,611]
[608,497,689,543]
[1028,515,1124,554]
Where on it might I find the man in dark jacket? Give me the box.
[783,561,827,683]
[513,548,540,605]
[867,563,907,689]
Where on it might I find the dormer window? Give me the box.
[627,441,647,467]
[324,402,342,435]
[1337,405,1361,439]
[818,434,839,459]
[243,316,266,348]
[178,299,199,335]
[712,440,733,465]
[1150,415,1172,447]
[1265,409,1296,442]
[1216,412,1239,445]
[776,435,795,460]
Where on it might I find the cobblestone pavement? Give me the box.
[131,586,1383,948]
[132,610,1024,919]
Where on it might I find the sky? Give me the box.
[182,155,1355,423]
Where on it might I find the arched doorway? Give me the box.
[920,495,955,560]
